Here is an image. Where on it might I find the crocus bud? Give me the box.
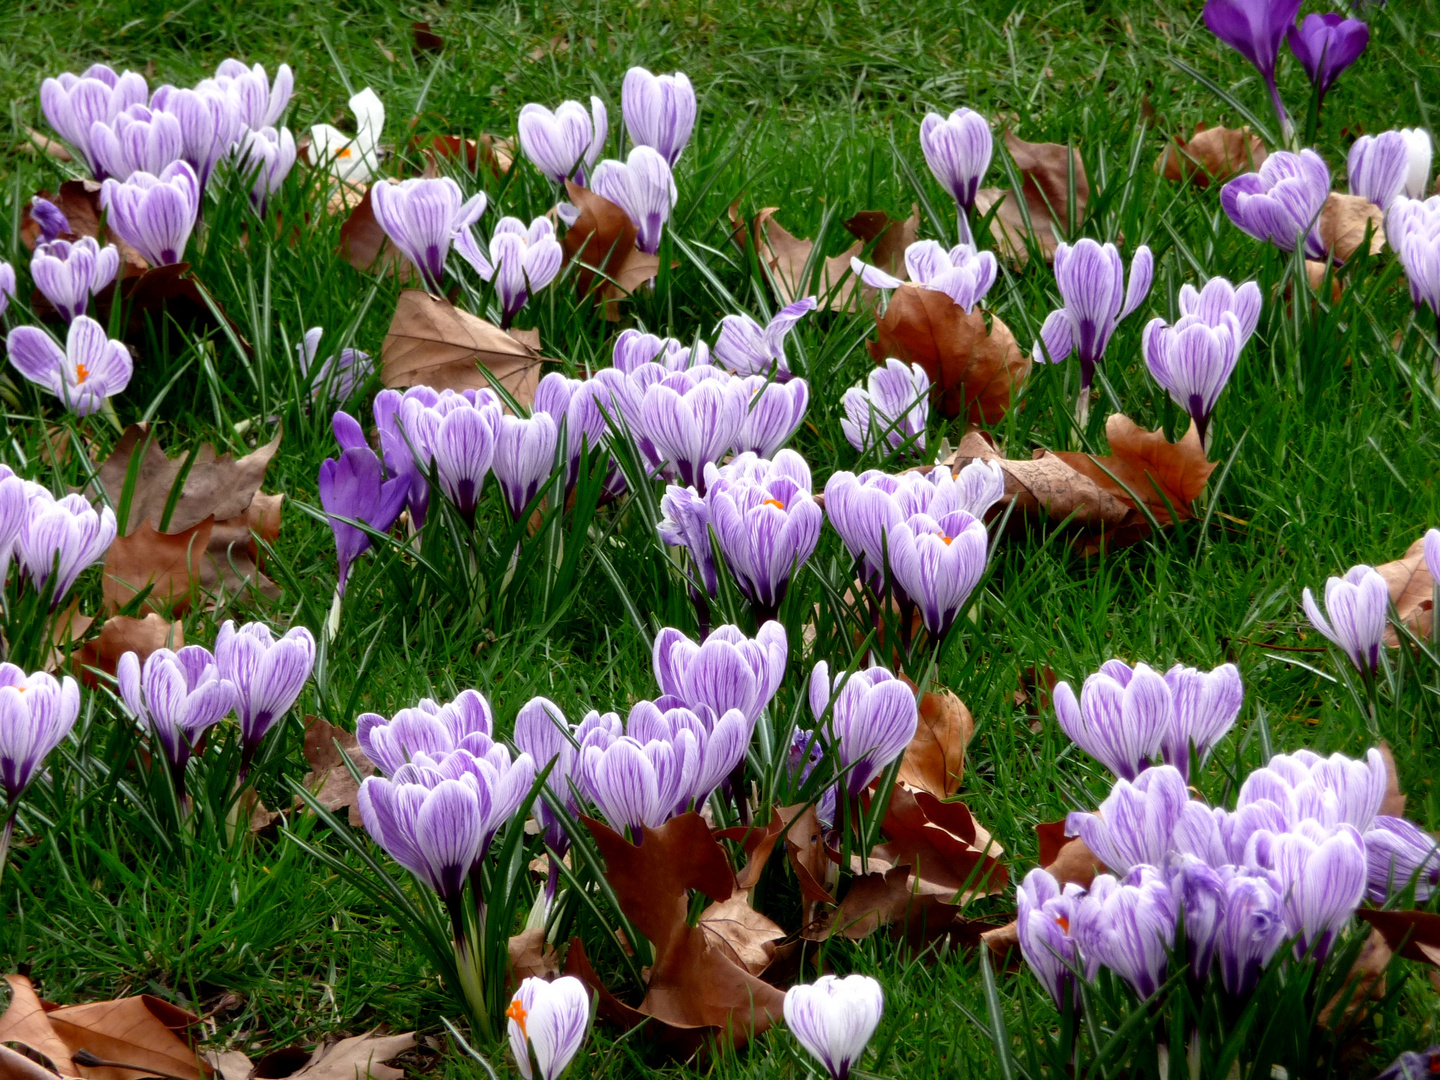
[1301,564,1389,676]
[30,237,120,324]
[214,620,316,768]
[99,160,201,267]
[589,146,677,255]
[1142,313,1242,448]
[211,59,294,130]
[534,373,611,491]
[1287,13,1369,107]
[117,646,235,788]
[734,376,809,459]
[506,976,590,1080]
[652,621,787,727]
[1389,196,1440,318]
[155,85,242,193]
[0,663,81,806]
[840,359,929,457]
[1399,128,1433,200]
[1067,764,1190,875]
[657,484,716,596]
[1033,239,1153,390]
[7,317,132,416]
[1221,150,1331,260]
[621,68,696,168]
[783,974,884,1080]
[816,664,919,796]
[1073,866,1178,1000]
[636,370,749,492]
[492,413,559,522]
[919,108,991,244]
[712,298,816,378]
[518,97,607,185]
[30,199,71,243]
[887,509,988,641]
[371,177,487,294]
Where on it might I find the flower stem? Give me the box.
[0,812,15,888]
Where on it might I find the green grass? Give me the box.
[2,0,1440,1075]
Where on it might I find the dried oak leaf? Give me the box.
[973,131,1089,265]
[748,208,858,311]
[582,813,785,1047]
[21,182,148,277]
[874,784,1007,898]
[560,180,659,311]
[778,802,835,928]
[1320,193,1385,262]
[1356,908,1440,968]
[697,896,786,975]
[508,927,561,984]
[381,290,542,407]
[895,675,975,798]
[714,808,786,892]
[0,974,209,1080]
[869,285,1029,423]
[1035,818,1103,888]
[299,715,375,827]
[1375,535,1434,645]
[285,1031,415,1080]
[69,612,183,685]
[1156,124,1267,188]
[337,184,412,281]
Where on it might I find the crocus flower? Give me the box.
[0,469,27,585]
[514,699,619,853]
[1142,313,1242,448]
[1239,747,1388,833]
[577,716,740,831]
[7,316,132,416]
[1389,196,1440,322]
[214,619,316,771]
[1399,129,1433,200]
[810,663,918,796]
[1164,855,1225,981]
[783,974,884,1080]
[1214,868,1287,996]
[454,216,563,327]
[0,664,80,806]
[1272,819,1367,960]
[1363,815,1440,902]
[236,126,297,216]
[30,237,120,324]
[40,64,148,178]
[99,160,201,267]
[152,85,242,194]
[30,199,71,243]
[374,387,437,526]
[1068,764,1190,875]
[852,241,998,312]
[116,646,236,790]
[735,375,809,459]
[701,450,823,618]
[298,326,373,401]
[16,490,115,606]
[309,88,385,184]
[506,976,590,1080]
[88,104,183,182]
[840,359,930,457]
[533,373,610,490]
[1072,866,1178,1000]
[400,388,504,523]
[357,689,497,777]
[1175,277,1263,352]
[653,621,788,728]
[955,459,1007,518]
[1220,150,1330,260]
[1160,663,1244,778]
[624,699,749,811]
[518,98,607,185]
[589,146,677,255]
[1202,0,1302,138]
[208,59,294,131]
[712,298,817,378]
[1348,130,1412,212]
[1288,13,1369,109]
[1052,661,1173,781]
[1032,239,1154,391]
[1016,868,1085,1009]
[492,413,559,521]
[612,329,707,372]
[919,108,992,245]
[657,484,716,596]
[622,68,696,167]
[371,177,487,293]
[1301,564,1388,676]
[886,509,989,642]
[637,370,749,491]
[320,412,409,595]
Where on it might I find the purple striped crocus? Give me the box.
[653,621,788,728]
[40,64,148,178]
[29,199,70,244]
[712,298,817,378]
[371,178,488,294]
[885,508,988,643]
[514,698,620,855]
[400,388,504,524]
[117,645,236,796]
[1016,868,1085,1010]
[1390,196,1440,334]
[0,663,80,807]
[852,241,997,312]
[919,108,992,245]
[0,468,27,586]
[1363,815,1440,903]
[533,373,610,491]
[455,216,563,328]
[1221,150,1331,260]
[17,490,116,607]
[88,104,183,182]
[215,619,316,775]
[1072,866,1178,1000]
[1032,239,1154,393]
[1167,855,1226,979]
[840,359,930,458]
[507,976,591,1080]
[1301,564,1389,676]
[1239,747,1388,833]
[589,147,677,255]
[636,369,749,492]
[151,84,242,194]
[236,126,297,217]
[611,329,707,372]
[299,327,373,402]
[734,375,808,459]
[783,975,884,1080]
[207,59,294,131]
[1214,867,1287,996]
[809,663,918,796]
[622,68,696,168]
[1272,819,1367,960]
[1066,764,1190,875]
[357,689,497,776]
[1142,311,1243,448]
[492,412,559,521]
[1349,131,1412,212]
[657,484,716,598]
[31,237,120,324]
[7,317,132,416]
[518,98,607,185]
[99,160,201,267]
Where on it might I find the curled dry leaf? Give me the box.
[698,896,786,975]
[0,973,209,1080]
[22,128,73,162]
[411,20,444,53]
[973,131,1089,265]
[299,715,375,827]
[869,284,1029,423]
[714,808,786,893]
[1320,193,1385,262]
[380,290,542,408]
[282,1031,415,1080]
[508,927,561,984]
[1035,818,1103,888]
[1318,928,1391,1029]
[778,802,835,928]
[874,783,1008,899]
[560,180,659,314]
[1156,124,1267,188]
[1356,908,1440,968]
[895,674,974,798]
[407,134,514,179]
[1374,535,1435,645]
[66,612,183,685]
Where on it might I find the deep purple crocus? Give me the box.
[1221,150,1331,260]
[30,199,71,243]
[374,387,436,526]
[1202,0,1303,139]
[1288,14,1369,109]
[712,298,817,378]
[117,645,236,795]
[31,237,120,324]
[214,619,316,774]
[809,663,918,796]
[371,178,487,294]
[99,160,201,267]
[319,411,409,595]
[1032,239,1153,392]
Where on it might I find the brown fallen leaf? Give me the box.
[714,808,786,892]
[411,20,444,53]
[0,974,210,1080]
[974,131,1089,265]
[895,675,974,798]
[91,263,246,349]
[561,180,643,307]
[1,1044,65,1080]
[563,938,707,1059]
[22,182,148,278]
[300,715,375,827]
[844,208,920,283]
[698,896,786,974]
[1319,928,1391,1028]
[103,518,212,615]
[407,134,514,180]
[380,290,542,408]
[68,612,184,685]
[1156,124,1267,188]
[285,1031,414,1080]
[201,1051,255,1080]
[1377,743,1406,819]
[1375,535,1435,645]
[1320,193,1385,263]
[873,784,1008,899]
[980,920,1021,963]
[1035,819,1103,888]
[749,208,858,311]
[869,285,1029,424]
[508,927,560,984]
[779,803,835,927]
[1356,908,1440,967]
[22,128,73,162]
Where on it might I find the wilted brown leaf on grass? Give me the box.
[1375,535,1435,645]
[407,134,515,179]
[974,132,1089,265]
[1156,124,1267,187]
[103,518,212,615]
[895,675,974,798]
[0,974,209,1080]
[381,290,542,407]
[698,896,786,974]
[1035,818,1103,887]
[411,20,443,53]
[874,784,1008,898]
[1320,193,1385,262]
[869,285,1029,423]
[508,927,560,984]
[844,208,920,280]
[21,128,72,162]
[282,1031,415,1080]
[64,612,183,684]
[560,181,660,312]
[1357,907,1440,968]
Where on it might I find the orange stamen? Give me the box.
[337,147,353,159]
[505,1000,528,1036]
[763,498,785,510]
[75,363,90,384]
[936,532,953,546]
[1055,916,1070,933]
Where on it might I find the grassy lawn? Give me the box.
[2,0,1439,1076]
